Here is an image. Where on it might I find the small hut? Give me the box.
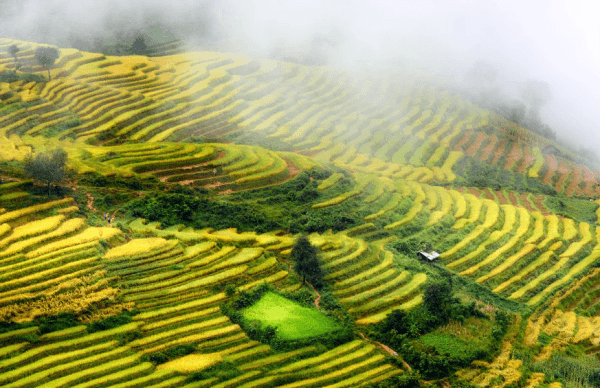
[417,251,440,262]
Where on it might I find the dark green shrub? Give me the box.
[87,310,137,333]
[38,312,79,335]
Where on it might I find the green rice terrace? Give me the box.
[1,37,600,388]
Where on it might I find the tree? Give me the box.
[130,35,147,55]
[423,281,453,322]
[7,44,20,69]
[34,46,60,80]
[291,235,324,289]
[24,148,68,197]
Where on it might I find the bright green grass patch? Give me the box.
[242,292,341,340]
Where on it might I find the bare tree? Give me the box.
[34,46,60,80]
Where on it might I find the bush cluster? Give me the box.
[371,280,509,379]
[455,157,557,196]
[126,171,362,234]
[0,70,46,83]
[87,310,138,333]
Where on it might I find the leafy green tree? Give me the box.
[423,281,453,322]
[291,235,324,289]
[24,148,68,197]
[381,309,408,334]
[34,46,60,80]
[8,44,20,69]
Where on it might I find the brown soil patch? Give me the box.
[519,193,536,212]
[554,161,571,194]
[204,181,227,188]
[478,135,498,162]
[86,193,97,212]
[491,139,508,165]
[282,157,301,178]
[453,130,473,152]
[565,165,582,197]
[481,188,496,201]
[507,191,520,207]
[467,188,482,197]
[581,166,597,197]
[517,146,535,174]
[465,132,487,157]
[495,191,509,205]
[542,155,557,185]
[533,195,550,214]
[503,142,521,171]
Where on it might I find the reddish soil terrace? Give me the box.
[565,165,582,197]
[519,193,537,213]
[283,157,301,178]
[491,139,508,165]
[495,190,509,205]
[467,187,483,197]
[554,161,571,194]
[478,135,498,162]
[481,188,497,202]
[465,132,487,157]
[581,166,598,197]
[532,195,550,214]
[542,155,557,185]
[503,142,522,171]
[507,191,521,207]
[453,130,473,152]
[516,146,535,175]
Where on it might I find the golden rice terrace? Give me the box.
[0,37,599,388]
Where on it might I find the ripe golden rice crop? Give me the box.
[103,237,169,259]
[1,218,85,257]
[0,197,73,224]
[0,214,65,248]
[562,218,578,240]
[26,227,121,258]
[537,215,560,249]
[157,352,223,373]
[0,223,11,238]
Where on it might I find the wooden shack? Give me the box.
[418,251,440,262]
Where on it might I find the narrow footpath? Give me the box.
[278,256,412,370]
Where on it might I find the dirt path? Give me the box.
[279,255,416,375]
[357,331,412,370]
[305,280,321,309]
[278,258,322,309]
[86,193,97,212]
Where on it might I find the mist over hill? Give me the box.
[3,2,600,387]
[1,0,598,157]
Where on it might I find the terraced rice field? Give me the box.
[3,37,600,387]
[1,38,596,196]
[0,196,411,387]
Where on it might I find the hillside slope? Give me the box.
[1,38,600,387]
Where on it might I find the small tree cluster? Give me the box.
[291,235,324,289]
[24,148,68,197]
